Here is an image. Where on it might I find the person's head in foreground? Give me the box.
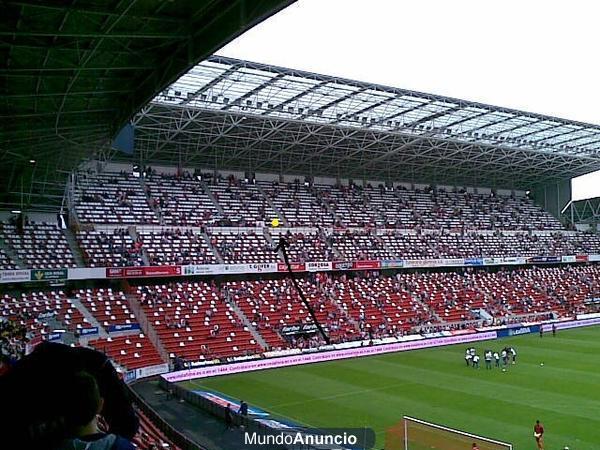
[57,370,135,450]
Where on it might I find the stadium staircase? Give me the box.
[255,183,289,226]
[201,229,224,263]
[47,316,79,346]
[413,296,441,322]
[226,295,269,350]
[319,193,341,224]
[125,292,170,363]
[325,291,362,332]
[68,297,109,339]
[262,227,277,252]
[129,226,151,266]
[63,228,86,267]
[474,308,493,322]
[326,232,345,260]
[200,180,226,216]
[140,176,164,225]
[373,232,394,257]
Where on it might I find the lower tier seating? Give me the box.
[88,334,163,370]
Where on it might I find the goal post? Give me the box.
[385,416,513,450]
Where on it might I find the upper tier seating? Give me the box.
[78,228,142,267]
[140,229,217,266]
[89,333,163,370]
[330,230,397,260]
[259,180,335,226]
[316,184,380,227]
[0,222,76,269]
[137,282,262,362]
[272,230,336,262]
[144,171,221,226]
[74,171,158,224]
[379,231,600,259]
[315,183,563,230]
[210,230,277,264]
[207,175,277,226]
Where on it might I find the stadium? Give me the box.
[2,1,600,449]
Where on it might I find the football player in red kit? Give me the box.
[534,420,544,450]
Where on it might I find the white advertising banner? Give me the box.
[0,270,30,283]
[67,267,107,280]
[542,318,600,332]
[162,331,498,382]
[306,261,333,272]
[135,363,169,379]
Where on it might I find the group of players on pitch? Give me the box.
[464,346,516,370]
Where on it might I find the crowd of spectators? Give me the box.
[260,179,335,227]
[275,229,336,262]
[74,170,158,224]
[79,228,144,267]
[144,169,222,227]
[209,175,277,226]
[313,182,564,231]
[141,228,216,266]
[0,319,28,372]
[0,220,77,269]
[211,229,277,264]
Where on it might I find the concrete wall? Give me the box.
[104,161,133,173]
[218,169,244,179]
[255,172,279,182]
[313,176,336,186]
[0,211,57,223]
[531,179,572,221]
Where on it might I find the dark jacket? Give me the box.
[57,433,135,450]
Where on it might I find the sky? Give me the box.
[217,0,600,200]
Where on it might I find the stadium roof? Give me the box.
[134,56,600,190]
[0,0,293,209]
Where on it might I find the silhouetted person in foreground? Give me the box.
[56,371,135,450]
[0,342,138,450]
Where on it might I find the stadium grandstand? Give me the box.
[2,2,600,450]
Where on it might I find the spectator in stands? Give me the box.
[224,403,233,430]
[238,400,248,417]
[0,342,138,450]
[56,371,135,450]
[0,355,11,376]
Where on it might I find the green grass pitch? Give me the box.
[179,326,600,449]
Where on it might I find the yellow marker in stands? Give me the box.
[271,218,280,227]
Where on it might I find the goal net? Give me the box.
[385,416,513,450]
